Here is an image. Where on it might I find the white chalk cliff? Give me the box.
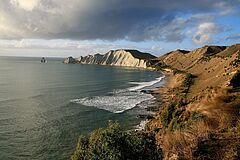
[64,49,156,68]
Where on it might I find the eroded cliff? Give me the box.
[64,49,156,68]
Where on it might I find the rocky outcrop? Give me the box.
[64,49,156,68]
[63,56,77,64]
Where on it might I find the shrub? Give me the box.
[151,62,170,71]
[182,73,196,94]
[173,69,185,75]
[71,121,162,160]
[238,52,240,60]
[199,56,211,62]
[182,111,205,128]
[183,73,193,87]
[237,120,240,135]
[168,117,179,131]
[230,70,240,88]
[160,102,176,129]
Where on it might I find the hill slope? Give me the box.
[147,44,240,159]
[151,44,240,94]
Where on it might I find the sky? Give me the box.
[0,0,239,57]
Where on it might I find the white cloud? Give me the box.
[192,22,221,45]
[0,38,164,57]
[151,45,162,52]
[10,0,40,11]
[226,34,240,40]
[0,10,25,38]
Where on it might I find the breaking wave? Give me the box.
[128,75,165,91]
[70,75,165,113]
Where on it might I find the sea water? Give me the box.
[0,56,164,160]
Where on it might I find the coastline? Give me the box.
[70,44,240,159]
[136,70,172,130]
[143,68,240,159]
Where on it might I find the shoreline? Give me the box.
[135,70,172,130]
[142,68,240,159]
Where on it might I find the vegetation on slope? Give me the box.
[71,121,162,160]
[146,44,240,159]
[145,70,240,159]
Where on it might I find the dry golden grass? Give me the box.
[187,88,240,130]
[162,44,239,95]
[162,121,211,160]
[157,87,240,159]
[148,44,240,159]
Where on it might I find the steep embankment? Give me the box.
[147,44,240,159]
[64,49,156,68]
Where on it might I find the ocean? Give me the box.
[0,56,164,160]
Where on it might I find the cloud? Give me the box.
[0,0,239,42]
[0,38,166,57]
[128,13,215,42]
[10,0,40,11]
[226,34,240,40]
[214,2,236,15]
[192,22,222,45]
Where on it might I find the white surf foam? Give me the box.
[71,90,153,113]
[70,75,165,113]
[128,75,165,91]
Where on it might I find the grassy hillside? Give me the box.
[147,43,240,159]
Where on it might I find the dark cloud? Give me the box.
[0,0,239,41]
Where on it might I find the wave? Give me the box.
[71,75,165,113]
[128,75,165,91]
[71,90,153,113]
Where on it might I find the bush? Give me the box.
[183,73,193,87]
[71,121,162,160]
[160,102,176,129]
[237,120,240,135]
[230,70,240,88]
[182,73,196,94]
[173,69,185,75]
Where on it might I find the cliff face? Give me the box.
[64,49,156,68]
[63,56,77,64]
